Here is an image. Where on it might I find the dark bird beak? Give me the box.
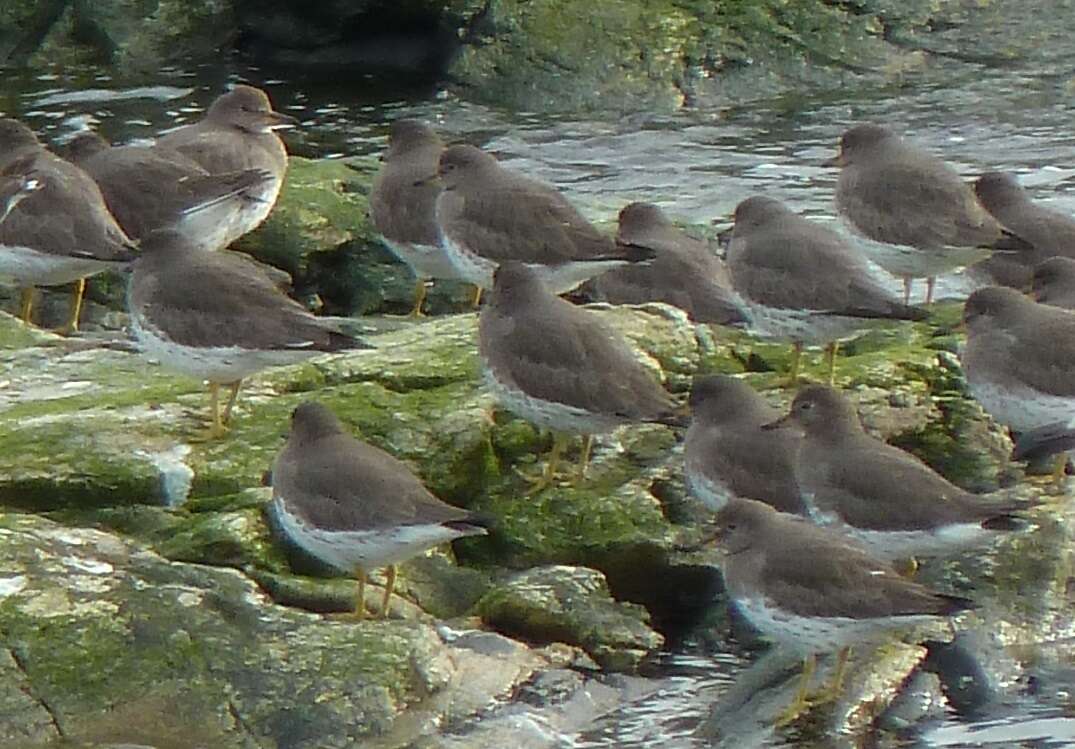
[413,173,441,187]
[760,414,792,431]
[265,110,300,131]
[822,153,844,167]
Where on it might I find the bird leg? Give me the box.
[788,342,804,386]
[18,287,34,325]
[410,279,429,318]
[925,276,936,305]
[62,277,87,334]
[203,382,227,439]
[823,341,839,386]
[809,647,852,705]
[354,566,368,620]
[901,277,913,306]
[519,432,568,494]
[1052,454,1068,485]
[380,565,397,619]
[470,285,483,309]
[576,435,594,482]
[221,380,243,425]
[774,653,816,728]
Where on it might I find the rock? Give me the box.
[477,565,664,671]
[0,513,544,748]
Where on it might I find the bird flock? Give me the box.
[1,83,1072,727]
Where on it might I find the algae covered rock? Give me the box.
[478,565,664,671]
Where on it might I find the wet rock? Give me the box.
[477,565,664,671]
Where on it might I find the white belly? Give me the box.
[684,462,736,512]
[482,362,623,434]
[130,310,317,383]
[379,237,461,281]
[965,377,1075,433]
[273,494,479,571]
[743,302,867,345]
[0,244,119,286]
[441,234,497,288]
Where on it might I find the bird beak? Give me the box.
[715,225,734,248]
[413,173,441,187]
[760,414,792,431]
[822,151,845,167]
[264,110,300,131]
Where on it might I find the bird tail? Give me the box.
[180,168,275,216]
[1011,421,1075,462]
[446,511,497,534]
[810,303,928,322]
[647,402,691,429]
[936,594,977,616]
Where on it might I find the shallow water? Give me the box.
[4,35,1075,748]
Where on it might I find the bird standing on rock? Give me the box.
[479,261,682,491]
[829,123,1005,304]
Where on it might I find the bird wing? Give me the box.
[369,146,442,246]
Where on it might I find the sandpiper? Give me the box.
[829,124,1004,304]
[479,261,681,489]
[434,144,651,294]
[764,385,1028,560]
[128,229,369,436]
[369,119,463,316]
[273,401,489,618]
[1031,256,1075,310]
[726,195,926,383]
[0,118,136,332]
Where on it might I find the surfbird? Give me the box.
[0,118,137,332]
[479,261,681,489]
[585,202,749,326]
[370,119,463,316]
[128,229,369,437]
[273,401,489,618]
[711,497,975,725]
[829,124,1004,304]
[434,144,652,294]
[67,130,273,251]
[961,286,1075,480]
[156,85,296,241]
[684,375,804,514]
[763,385,1027,559]
[1032,256,1075,310]
[726,196,926,383]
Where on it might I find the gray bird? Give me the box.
[156,85,296,242]
[961,286,1075,480]
[764,385,1028,560]
[711,497,975,725]
[0,118,137,332]
[829,124,1004,304]
[478,261,680,490]
[273,401,489,618]
[369,119,464,316]
[434,144,651,294]
[684,375,804,514]
[1032,256,1075,310]
[67,130,273,251]
[586,201,749,326]
[726,195,926,383]
[128,229,369,437]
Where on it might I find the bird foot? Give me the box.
[515,463,569,495]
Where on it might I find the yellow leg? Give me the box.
[925,276,936,305]
[63,277,87,334]
[18,287,33,324]
[1052,454,1068,484]
[470,285,483,309]
[902,277,913,305]
[893,556,919,578]
[788,342,804,386]
[410,279,429,317]
[813,647,852,702]
[207,382,226,438]
[355,567,367,620]
[221,380,242,425]
[824,341,839,386]
[520,433,567,495]
[380,565,396,619]
[576,435,594,482]
[775,653,816,728]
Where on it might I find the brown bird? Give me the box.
[711,497,975,725]
[585,202,749,326]
[128,229,369,437]
[67,130,273,250]
[156,85,296,241]
[479,261,680,490]
[764,385,1028,560]
[1032,256,1075,310]
[684,375,804,514]
[0,118,136,332]
[829,124,1004,304]
[726,195,926,383]
[434,144,651,294]
[272,402,489,618]
[369,119,463,316]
